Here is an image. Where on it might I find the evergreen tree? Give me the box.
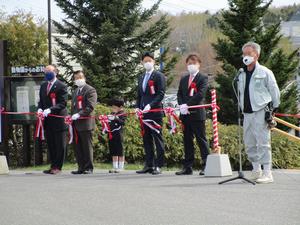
[213,0,299,125]
[53,0,178,103]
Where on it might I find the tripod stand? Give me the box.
[219,71,255,185]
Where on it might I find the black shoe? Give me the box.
[82,170,93,174]
[136,167,154,174]
[71,170,83,175]
[43,169,52,174]
[152,167,162,175]
[175,167,193,175]
[199,170,205,176]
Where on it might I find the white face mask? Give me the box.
[75,79,86,87]
[187,64,199,75]
[243,55,255,66]
[143,62,154,72]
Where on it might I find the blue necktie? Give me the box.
[142,72,150,92]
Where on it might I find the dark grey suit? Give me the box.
[71,84,97,171]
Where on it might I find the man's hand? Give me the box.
[143,104,151,113]
[43,108,51,117]
[180,104,189,115]
[71,113,80,121]
[37,108,43,114]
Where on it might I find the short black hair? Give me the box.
[108,98,124,107]
[142,52,155,61]
[185,53,202,64]
[73,70,85,78]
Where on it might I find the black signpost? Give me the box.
[0,40,46,166]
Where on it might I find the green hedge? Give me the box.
[66,104,300,170]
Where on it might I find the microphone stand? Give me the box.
[219,70,255,185]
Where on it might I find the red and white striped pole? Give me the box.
[211,89,220,153]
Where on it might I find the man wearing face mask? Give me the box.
[37,65,68,175]
[136,52,166,175]
[239,42,280,184]
[71,70,97,174]
[176,54,209,176]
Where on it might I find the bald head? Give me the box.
[44,65,58,81]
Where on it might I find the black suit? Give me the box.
[177,72,209,169]
[136,70,166,168]
[71,84,97,171]
[38,79,68,170]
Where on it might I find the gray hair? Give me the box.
[242,42,261,55]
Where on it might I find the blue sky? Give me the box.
[1,0,300,21]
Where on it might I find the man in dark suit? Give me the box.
[70,70,97,174]
[37,65,68,175]
[136,52,166,175]
[175,54,209,176]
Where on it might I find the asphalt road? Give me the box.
[0,169,300,225]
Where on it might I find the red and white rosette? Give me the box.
[148,80,155,95]
[189,82,197,96]
[50,92,56,106]
[64,115,78,144]
[99,115,112,140]
[77,95,83,109]
[34,112,45,140]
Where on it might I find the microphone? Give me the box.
[234,68,244,82]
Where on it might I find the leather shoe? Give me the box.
[136,166,154,174]
[71,170,83,175]
[199,170,205,176]
[43,169,52,174]
[175,167,193,175]
[152,167,162,175]
[83,170,93,174]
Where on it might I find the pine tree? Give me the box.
[213,0,299,125]
[53,0,178,103]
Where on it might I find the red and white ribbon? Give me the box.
[34,112,45,140]
[99,115,112,140]
[65,116,78,144]
[136,109,145,136]
[148,80,155,95]
[50,93,56,106]
[189,82,197,96]
[211,89,219,150]
[164,107,183,134]
[142,119,162,134]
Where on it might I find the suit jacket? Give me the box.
[38,79,68,131]
[109,110,126,135]
[136,70,166,119]
[177,72,208,121]
[71,84,97,131]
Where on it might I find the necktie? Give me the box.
[143,72,150,92]
[47,82,51,95]
[188,75,194,87]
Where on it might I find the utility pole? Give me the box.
[48,0,52,65]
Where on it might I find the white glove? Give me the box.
[71,113,80,121]
[143,104,151,113]
[107,115,115,121]
[43,108,51,117]
[180,104,189,115]
[37,108,43,113]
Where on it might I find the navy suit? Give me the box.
[177,72,209,168]
[38,79,68,170]
[136,70,166,168]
